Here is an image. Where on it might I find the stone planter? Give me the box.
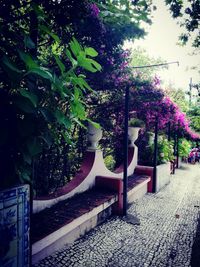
[87,122,102,150]
[156,162,171,192]
[128,127,140,147]
[0,185,30,267]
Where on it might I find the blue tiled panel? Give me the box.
[3,205,18,225]
[0,185,30,267]
[3,189,17,208]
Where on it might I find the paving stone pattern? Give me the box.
[33,164,200,267]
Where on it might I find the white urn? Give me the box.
[128,127,140,147]
[87,122,102,150]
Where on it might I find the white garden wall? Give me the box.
[156,162,171,192]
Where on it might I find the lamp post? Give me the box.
[176,134,179,168]
[122,61,179,217]
[168,122,171,141]
[188,78,200,106]
[152,117,158,193]
[123,85,129,216]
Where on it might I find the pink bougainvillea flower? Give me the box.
[89,3,100,17]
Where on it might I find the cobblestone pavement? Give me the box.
[33,164,200,267]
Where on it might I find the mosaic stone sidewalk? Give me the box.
[33,164,200,267]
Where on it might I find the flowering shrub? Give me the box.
[157,137,174,164]
[130,86,200,141]
[178,139,191,157]
[89,3,100,17]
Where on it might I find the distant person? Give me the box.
[189,150,196,164]
[196,149,200,163]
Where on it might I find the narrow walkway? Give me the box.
[33,164,200,267]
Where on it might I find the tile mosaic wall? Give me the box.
[0,185,30,267]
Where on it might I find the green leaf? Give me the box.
[55,110,72,128]
[54,55,65,74]
[77,57,96,72]
[61,131,73,144]
[32,3,46,19]
[40,132,53,148]
[39,108,54,122]
[2,56,22,73]
[74,87,80,99]
[77,77,93,92]
[78,74,86,78]
[27,67,53,80]
[39,25,60,43]
[66,48,77,67]
[20,89,38,107]
[87,58,102,71]
[71,101,86,119]
[26,137,43,157]
[51,41,61,55]
[14,96,35,114]
[86,119,100,129]
[85,47,98,57]
[69,37,82,57]
[77,57,101,72]
[18,50,38,69]
[24,36,35,49]
[72,117,87,128]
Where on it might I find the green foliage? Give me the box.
[34,126,87,196]
[130,47,167,81]
[139,134,174,166]
[0,3,101,188]
[99,0,152,39]
[138,144,154,166]
[187,106,200,134]
[129,118,145,127]
[100,0,152,26]
[178,138,191,157]
[165,0,200,48]
[104,155,116,171]
[157,136,174,164]
[164,86,189,112]
[0,0,154,194]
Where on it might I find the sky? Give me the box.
[125,0,200,91]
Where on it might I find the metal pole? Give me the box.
[152,117,158,193]
[173,132,176,174]
[131,61,179,69]
[176,134,179,168]
[173,132,176,156]
[189,78,192,107]
[168,121,171,141]
[123,85,129,216]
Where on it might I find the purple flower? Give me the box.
[89,3,100,17]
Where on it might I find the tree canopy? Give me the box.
[165,0,200,47]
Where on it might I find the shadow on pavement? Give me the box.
[191,215,200,267]
[179,165,191,171]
